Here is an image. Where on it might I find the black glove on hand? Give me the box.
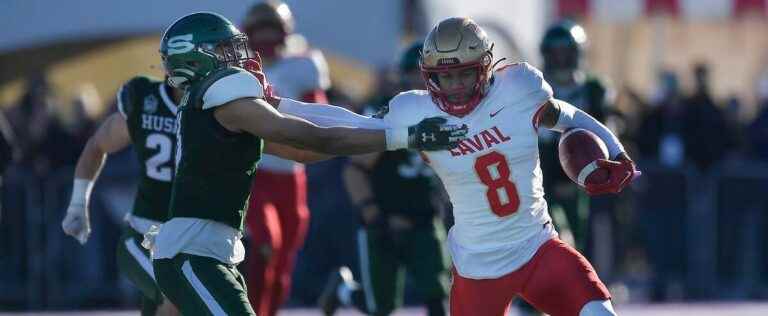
[408,117,468,151]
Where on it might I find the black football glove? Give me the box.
[407,117,468,151]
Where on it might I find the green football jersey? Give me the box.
[169,67,263,231]
[117,76,179,222]
[369,149,440,228]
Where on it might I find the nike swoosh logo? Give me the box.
[490,106,506,118]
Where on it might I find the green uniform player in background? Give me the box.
[61,76,183,315]
[318,43,450,316]
[537,20,618,251]
[520,20,623,316]
[145,12,466,315]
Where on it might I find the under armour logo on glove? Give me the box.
[408,117,468,151]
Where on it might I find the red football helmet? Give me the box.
[242,0,295,60]
[420,17,494,117]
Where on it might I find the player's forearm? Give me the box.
[74,138,108,181]
[68,138,106,208]
[309,127,388,155]
[550,99,625,159]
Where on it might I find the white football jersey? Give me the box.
[382,62,558,279]
[260,49,331,172]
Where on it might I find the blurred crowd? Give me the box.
[1,11,768,314]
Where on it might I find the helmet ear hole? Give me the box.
[186,61,200,68]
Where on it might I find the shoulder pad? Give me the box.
[185,67,264,110]
[496,62,552,105]
[117,76,155,118]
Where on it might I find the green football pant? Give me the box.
[115,228,162,316]
[355,224,449,315]
[153,254,255,316]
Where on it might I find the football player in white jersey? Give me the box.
[374,17,637,316]
[240,2,332,314]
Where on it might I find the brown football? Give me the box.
[558,128,610,188]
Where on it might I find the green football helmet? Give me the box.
[540,20,587,75]
[160,12,255,88]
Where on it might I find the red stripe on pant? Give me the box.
[450,238,610,316]
[246,169,309,316]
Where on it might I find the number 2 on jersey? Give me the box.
[474,151,520,217]
[145,133,173,182]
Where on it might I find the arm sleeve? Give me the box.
[277,98,410,150]
[277,98,388,129]
[550,99,625,159]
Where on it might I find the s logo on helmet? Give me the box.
[167,34,194,55]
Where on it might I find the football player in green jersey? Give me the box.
[61,77,183,314]
[538,20,620,251]
[523,20,620,316]
[146,12,466,315]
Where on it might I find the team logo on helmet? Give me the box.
[166,34,195,55]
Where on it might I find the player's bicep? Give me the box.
[214,98,322,147]
[534,99,561,130]
[93,112,131,153]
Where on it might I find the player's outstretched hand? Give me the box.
[407,117,468,151]
[585,154,641,196]
[61,203,91,245]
